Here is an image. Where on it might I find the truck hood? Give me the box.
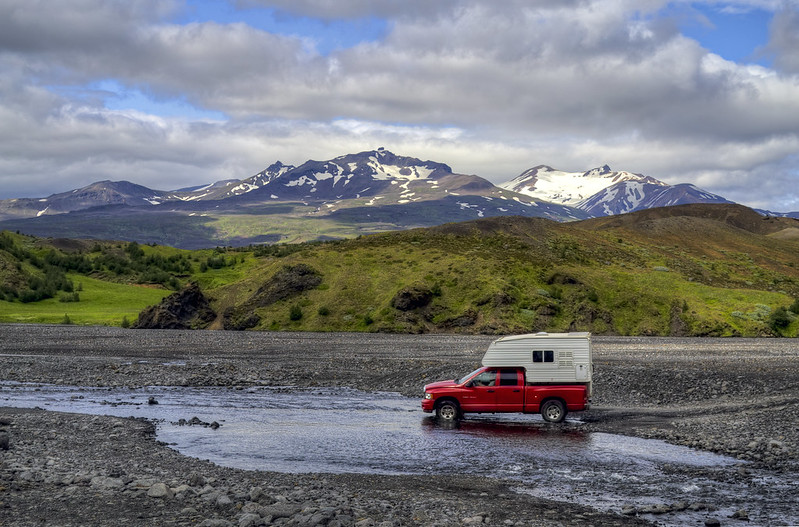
[423,380,459,391]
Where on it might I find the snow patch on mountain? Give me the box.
[500,164,662,206]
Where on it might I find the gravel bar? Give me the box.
[1,324,798,526]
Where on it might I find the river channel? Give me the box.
[3,382,796,526]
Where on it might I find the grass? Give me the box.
[205,231,798,336]
[2,207,798,336]
[0,274,170,326]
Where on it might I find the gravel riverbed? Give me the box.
[1,325,797,526]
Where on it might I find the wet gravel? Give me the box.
[1,325,798,526]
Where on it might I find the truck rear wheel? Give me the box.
[436,400,460,421]
[541,400,566,423]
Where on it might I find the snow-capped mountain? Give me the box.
[173,162,296,202]
[500,165,664,206]
[578,181,734,216]
[0,150,777,248]
[500,164,732,216]
[0,150,589,240]
[235,148,456,202]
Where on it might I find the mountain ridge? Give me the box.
[0,149,795,248]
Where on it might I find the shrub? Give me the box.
[289,304,303,321]
[769,306,791,333]
[790,298,799,315]
[58,292,80,303]
[317,306,330,316]
[121,316,131,329]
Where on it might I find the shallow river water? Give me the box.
[2,382,796,526]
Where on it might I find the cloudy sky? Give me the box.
[1,0,798,211]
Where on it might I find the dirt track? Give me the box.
[1,325,797,526]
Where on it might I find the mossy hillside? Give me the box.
[208,221,799,336]
[2,204,798,336]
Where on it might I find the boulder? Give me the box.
[133,282,216,330]
[391,285,433,311]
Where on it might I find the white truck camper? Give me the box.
[481,332,593,395]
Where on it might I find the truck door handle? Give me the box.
[513,389,520,392]
[487,389,495,393]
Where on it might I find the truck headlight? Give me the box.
[424,392,433,400]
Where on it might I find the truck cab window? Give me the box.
[470,371,496,387]
[532,350,554,363]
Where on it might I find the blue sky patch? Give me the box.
[176,0,389,55]
[677,3,773,65]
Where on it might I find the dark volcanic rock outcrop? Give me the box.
[222,264,322,330]
[248,264,322,307]
[133,282,216,330]
[391,285,434,311]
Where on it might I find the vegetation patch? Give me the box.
[2,206,798,336]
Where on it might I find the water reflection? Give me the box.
[421,415,589,440]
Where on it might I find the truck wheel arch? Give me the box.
[435,398,461,421]
[540,398,567,423]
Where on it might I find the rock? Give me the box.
[188,472,206,487]
[90,476,124,490]
[248,486,265,502]
[391,285,433,311]
[148,396,158,405]
[620,505,637,515]
[262,503,302,519]
[0,431,9,451]
[730,509,749,520]
[133,282,216,330]
[238,513,262,527]
[215,493,233,508]
[704,519,721,527]
[147,482,174,499]
[129,478,157,490]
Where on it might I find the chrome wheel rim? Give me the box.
[439,405,457,420]
[544,405,562,421]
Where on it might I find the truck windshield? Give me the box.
[456,367,484,384]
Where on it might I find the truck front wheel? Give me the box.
[541,400,566,423]
[436,400,460,421]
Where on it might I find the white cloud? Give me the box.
[767,1,799,74]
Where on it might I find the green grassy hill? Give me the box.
[2,204,798,336]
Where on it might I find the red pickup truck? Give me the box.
[421,366,590,423]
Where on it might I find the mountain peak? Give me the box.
[583,165,612,177]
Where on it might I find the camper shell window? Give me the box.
[499,369,521,386]
[532,350,554,363]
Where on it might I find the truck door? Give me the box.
[494,368,524,411]
[461,369,498,412]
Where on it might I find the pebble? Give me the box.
[147,482,174,499]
